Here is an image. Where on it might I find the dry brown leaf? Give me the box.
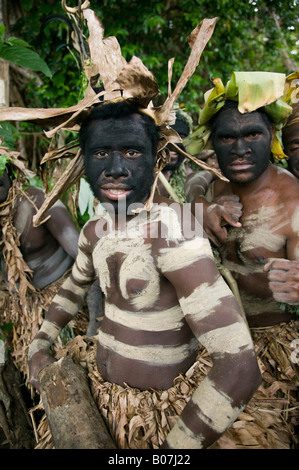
[154,18,218,126]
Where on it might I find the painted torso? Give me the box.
[77,205,213,390]
[210,165,299,312]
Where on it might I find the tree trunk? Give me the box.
[39,356,116,449]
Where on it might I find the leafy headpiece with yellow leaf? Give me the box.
[185,70,299,161]
[0,4,223,225]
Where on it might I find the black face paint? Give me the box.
[0,169,12,203]
[164,143,185,172]
[84,115,155,213]
[212,108,273,184]
[283,123,299,179]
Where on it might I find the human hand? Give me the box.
[29,350,56,392]
[264,258,299,304]
[199,195,242,246]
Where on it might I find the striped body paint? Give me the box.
[29,203,260,449]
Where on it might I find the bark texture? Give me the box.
[0,353,35,449]
[39,356,116,449]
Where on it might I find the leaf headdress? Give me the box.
[0,4,223,222]
[185,71,299,162]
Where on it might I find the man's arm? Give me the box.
[45,201,80,259]
[28,222,95,390]
[185,171,242,246]
[263,200,299,305]
[156,229,261,449]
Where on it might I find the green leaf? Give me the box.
[0,122,20,150]
[6,36,34,49]
[25,176,43,188]
[78,178,95,218]
[0,43,52,77]
[0,24,5,48]
[0,154,9,175]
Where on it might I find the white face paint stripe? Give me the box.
[191,377,243,434]
[157,238,213,273]
[97,331,198,364]
[179,276,232,320]
[166,420,204,449]
[104,303,184,332]
[198,321,253,356]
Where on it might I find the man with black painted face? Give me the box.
[156,110,191,199]
[83,104,156,216]
[283,102,299,179]
[187,100,299,326]
[28,100,260,450]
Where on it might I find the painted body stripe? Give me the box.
[72,262,94,283]
[191,377,243,434]
[198,321,252,355]
[97,330,198,364]
[104,303,184,332]
[28,320,62,359]
[28,338,52,359]
[62,276,88,296]
[179,276,232,320]
[53,294,82,316]
[157,237,213,272]
[75,249,92,273]
[39,319,61,341]
[166,420,205,449]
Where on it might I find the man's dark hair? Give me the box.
[79,100,160,157]
[210,100,273,135]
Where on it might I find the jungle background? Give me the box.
[0,0,298,450]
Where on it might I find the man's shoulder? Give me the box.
[22,185,45,205]
[15,186,44,217]
[272,165,299,196]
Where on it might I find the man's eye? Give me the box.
[94,150,108,158]
[221,136,235,143]
[288,143,299,151]
[125,149,141,158]
[246,132,261,140]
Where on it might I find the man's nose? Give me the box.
[104,152,129,178]
[231,138,251,157]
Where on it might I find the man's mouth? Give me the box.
[229,160,254,171]
[100,185,132,201]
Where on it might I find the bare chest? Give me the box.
[92,235,161,309]
[226,204,288,262]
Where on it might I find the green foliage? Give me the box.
[0,154,9,175]
[0,24,52,77]
[8,0,298,119]
[0,122,20,150]
[0,323,13,340]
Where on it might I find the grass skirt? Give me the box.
[33,320,298,449]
